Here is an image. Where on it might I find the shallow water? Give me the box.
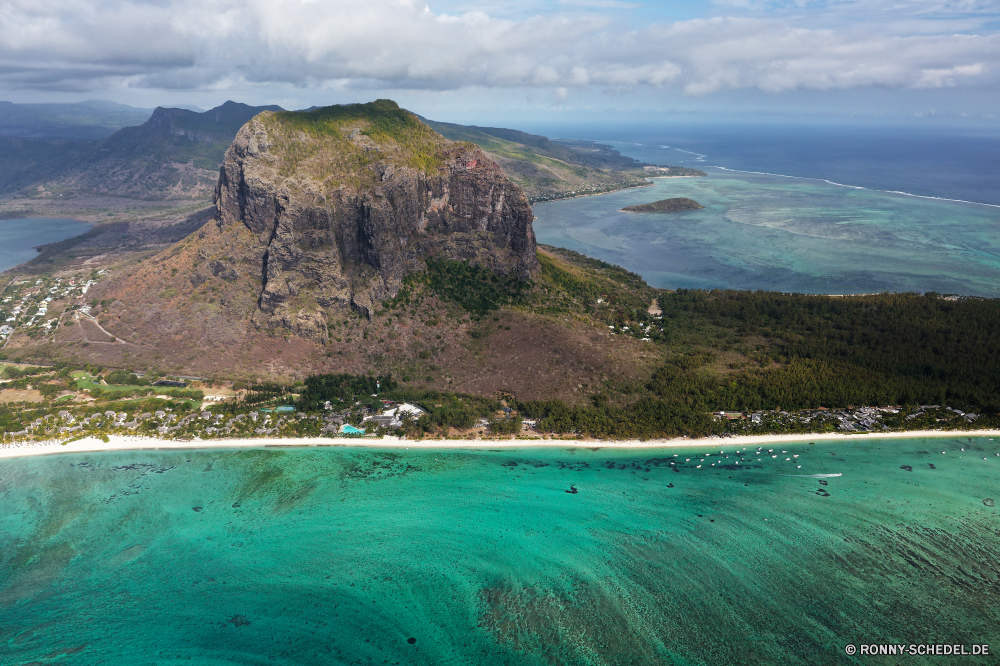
[2,437,999,664]
[0,218,92,273]
[534,171,1000,295]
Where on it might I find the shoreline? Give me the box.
[531,174,706,206]
[2,429,998,460]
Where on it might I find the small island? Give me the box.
[622,197,704,213]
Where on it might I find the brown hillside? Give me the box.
[17,242,661,404]
[7,101,665,402]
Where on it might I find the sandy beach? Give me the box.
[1,429,999,460]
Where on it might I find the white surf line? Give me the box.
[2,430,999,460]
[882,190,1000,208]
[673,148,707,158]
[708,166,1000,208]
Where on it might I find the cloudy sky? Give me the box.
[1,0,997,124]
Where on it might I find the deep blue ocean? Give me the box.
[531,122,1000,295]
[545,122,1000,206]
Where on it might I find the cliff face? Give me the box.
[211,100,537,339]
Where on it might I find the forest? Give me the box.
[424,257,533,315]
[514,289,1000,438]
[658,289,1000,411]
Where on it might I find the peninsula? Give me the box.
[1,100,998,445]
[622,197,704,213]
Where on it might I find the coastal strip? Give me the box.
[2,430,999,460]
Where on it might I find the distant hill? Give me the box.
[0,101,284,200]
[98,101,284,170]
[421,118,653,202]
[68,101,285,199]
[0,100,154,141]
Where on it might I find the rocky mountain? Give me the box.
[6,102,672,400]
[7,102,666,401]
[63,101,286,200]
[75,100,536,347]
[0,101,283,199]
[210,99,537,332]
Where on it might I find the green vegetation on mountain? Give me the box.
[265,100,449,179]
[422,258,533,316]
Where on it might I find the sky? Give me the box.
[1,0,998,126]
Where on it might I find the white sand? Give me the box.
[1,429,998,460]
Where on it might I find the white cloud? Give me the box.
[913,62,986,87]
[0,0,995,100]
[558,0,643,8]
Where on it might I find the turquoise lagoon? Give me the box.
[2,436,1000,664]
[533,171,1000,296]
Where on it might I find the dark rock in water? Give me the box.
[565,485,579,494]
[192,506,203,512]
[667,483,675,488]
[622,198,704,213]
[900,465,913,472]
[407,637,417,645]
[984,498,995,507]
[928,463,936,469]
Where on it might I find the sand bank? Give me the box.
[1,429,999,460]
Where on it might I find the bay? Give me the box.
[2,437,999,664]
[534,171,1000,295]
[0,218,92,274]
[531,122,1000,296]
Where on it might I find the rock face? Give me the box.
[212,100,537,338]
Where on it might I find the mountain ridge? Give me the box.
[0,101,284,200]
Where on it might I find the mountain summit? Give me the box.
[91,100,538,354]
[211,99,537,333]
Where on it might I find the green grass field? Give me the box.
[71,371,203,400]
